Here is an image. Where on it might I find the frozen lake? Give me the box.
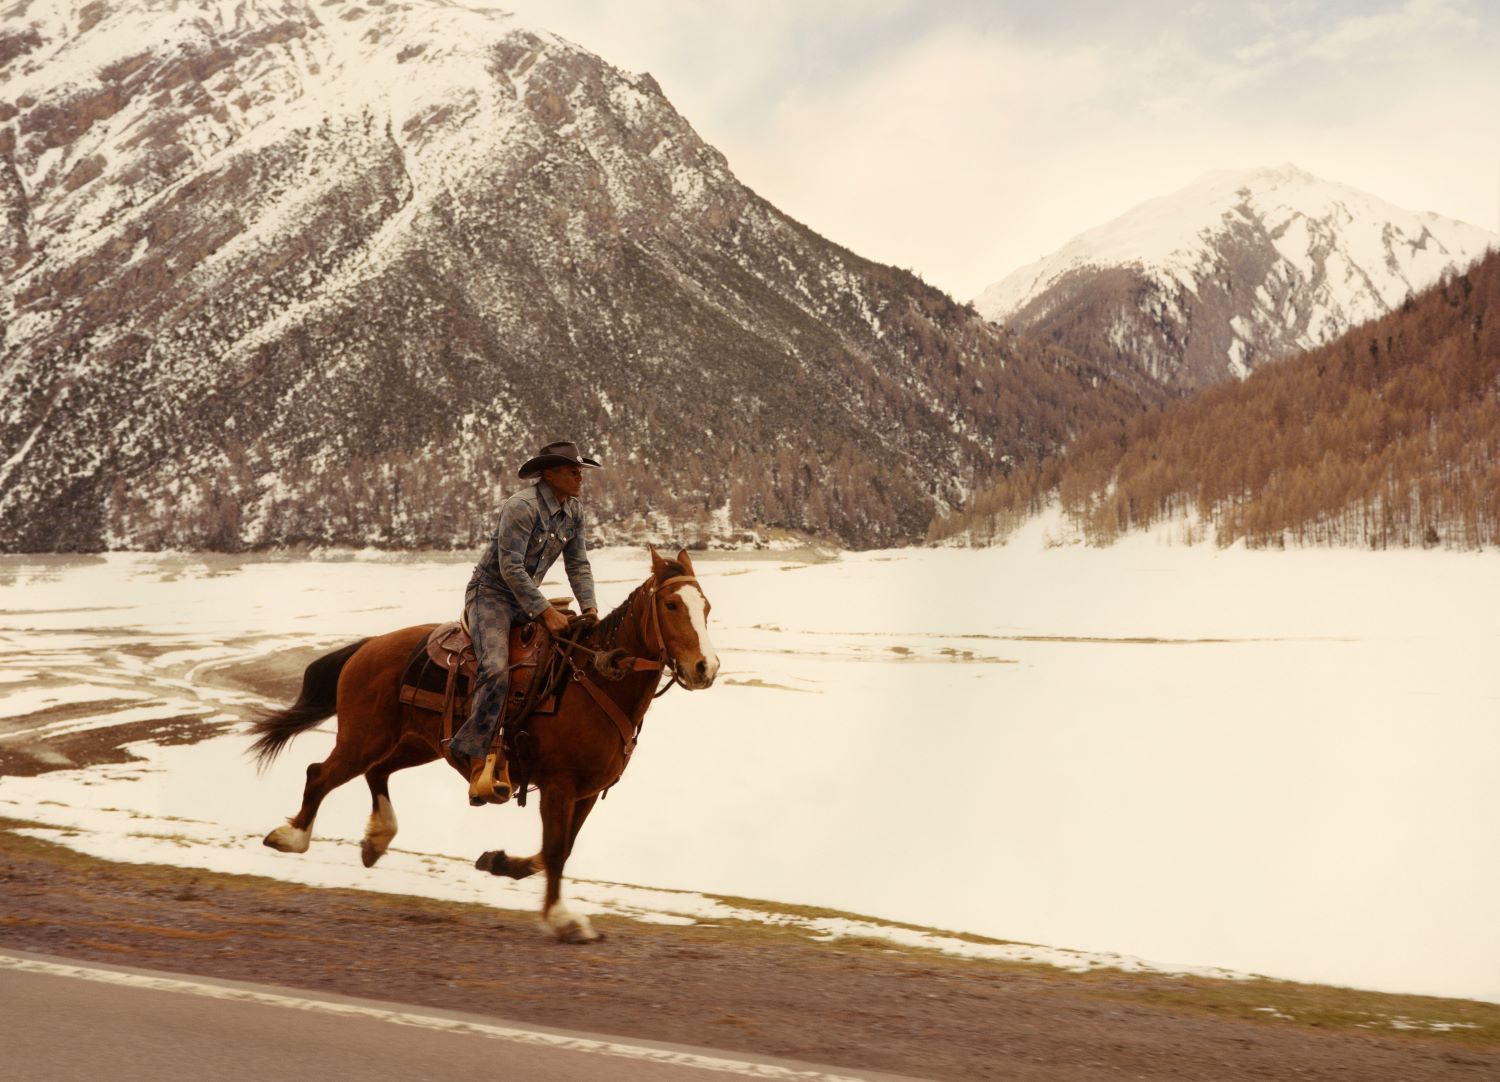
[2,524,1497,1002]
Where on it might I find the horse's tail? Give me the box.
[247,639,368,771]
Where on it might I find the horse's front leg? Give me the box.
[566,792,599,854]
[475,792,599,883]
[538,784,599,943]
[473,850,542,879]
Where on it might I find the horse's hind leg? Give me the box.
[263,739,380,854]
[360,737,436,868]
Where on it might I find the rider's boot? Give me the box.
[467,752,512,807]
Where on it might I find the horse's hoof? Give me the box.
[262,824,310,853]
[361,796,396,867]
[475,850,507,875]
[542,919,600,944]
[543,903,600,944]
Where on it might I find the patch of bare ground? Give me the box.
[192,643,336,702]
[0,823,1494,1081]
[0,714,230,777]
[0,640,330,778]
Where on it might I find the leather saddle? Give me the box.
[398,599,575,763]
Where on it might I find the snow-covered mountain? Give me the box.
[0,0,1158,551]
[974,165,1498,389]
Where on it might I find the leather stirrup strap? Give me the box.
[440,659,460,762]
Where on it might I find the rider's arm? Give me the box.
[496,498,551,619]
[563,504,598,614]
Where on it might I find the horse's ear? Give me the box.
[649,544,666,575]
[675,548,696,573]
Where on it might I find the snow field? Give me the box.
[0,537,1496,1001]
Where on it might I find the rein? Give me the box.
[562,574,699,683]
[551,573,701,753]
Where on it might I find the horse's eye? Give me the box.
[665,601,679,611]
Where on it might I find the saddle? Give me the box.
[398,599,576,803]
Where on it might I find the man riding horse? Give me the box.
[449,440,601,805]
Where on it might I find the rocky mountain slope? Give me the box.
[974,165,1496,391]
[939,251,1500,549]
[0,0,1159,551]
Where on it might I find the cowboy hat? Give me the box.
[518,440,603,480]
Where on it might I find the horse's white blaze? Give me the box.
[265,823,311,853]
[681,585,719,685]
[363,795,397,854]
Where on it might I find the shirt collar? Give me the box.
[536,479,563,518]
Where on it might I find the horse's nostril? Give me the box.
[695,660,707,677]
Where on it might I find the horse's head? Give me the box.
[648,546,719,690]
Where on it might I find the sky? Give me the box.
[484,0,1500,300]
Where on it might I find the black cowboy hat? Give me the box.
[518,440,603,481]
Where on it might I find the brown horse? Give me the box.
[248,547,719,943]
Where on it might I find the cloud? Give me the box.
[719,4,1499,296]
[714,28,1120,294]
[471,1,1499,299]
[1305,0,1477,61]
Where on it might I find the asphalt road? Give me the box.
[0,951,919,1082]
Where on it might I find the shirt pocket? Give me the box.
[524,524,550,568]
[538,524,571,567]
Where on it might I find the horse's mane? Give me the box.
[589,559,687,650]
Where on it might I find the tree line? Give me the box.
[930,250,1500,549]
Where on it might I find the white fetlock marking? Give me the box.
[544,901,597,942]
[363,795,397,854]
[266,823,311,853]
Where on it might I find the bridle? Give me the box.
[638,574,701,683]
[558,573,703,690]
[553,572,706,765]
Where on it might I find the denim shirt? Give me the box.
[470,480,597,618]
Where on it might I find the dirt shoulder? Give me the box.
[0,824,1495,1082]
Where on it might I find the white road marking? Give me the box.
[0,954,874,1081]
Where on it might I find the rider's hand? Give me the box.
[541,606,570,635]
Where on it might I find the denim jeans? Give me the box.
[449,582,520,760]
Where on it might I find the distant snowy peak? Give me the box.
[973,165,1499,388]
[979,164,1495,321]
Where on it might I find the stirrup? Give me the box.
[468,753,512,807]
